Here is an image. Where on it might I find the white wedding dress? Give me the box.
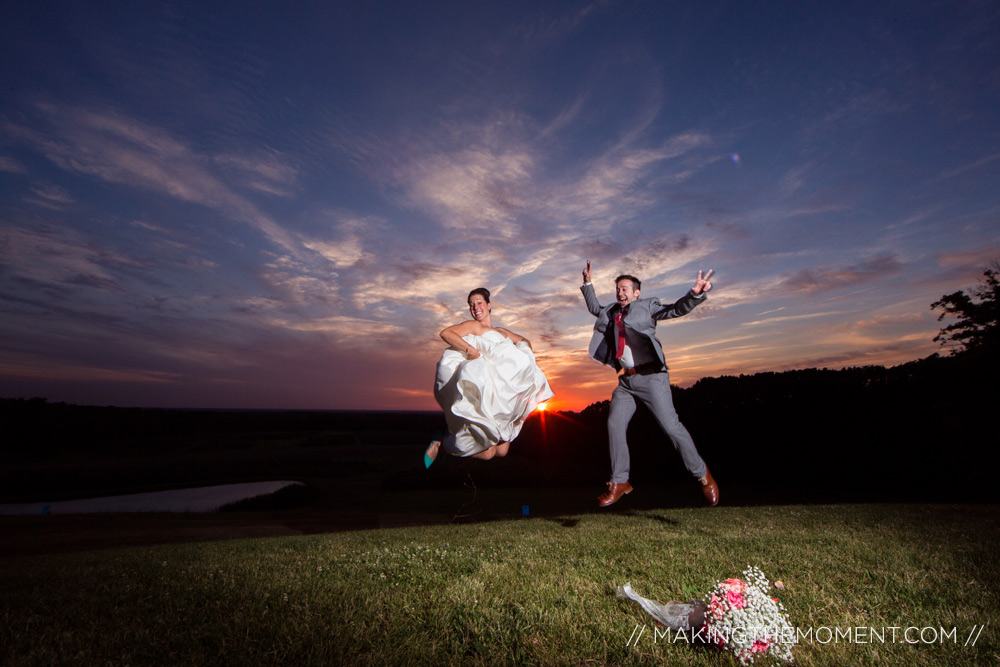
[434,329,554,457]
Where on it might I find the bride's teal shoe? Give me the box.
[424,439,441,468]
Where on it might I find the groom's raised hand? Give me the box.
[692,269,714,295]
[582,260,592,284]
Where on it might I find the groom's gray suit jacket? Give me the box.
[581,282,706,371]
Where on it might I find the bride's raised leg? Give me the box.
[470,446,496,460]
[469,440,511,461]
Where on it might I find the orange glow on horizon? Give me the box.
[534,397,580,413]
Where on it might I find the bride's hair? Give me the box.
[468,287,490,303]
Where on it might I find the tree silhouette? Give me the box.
[931,261,1000,354]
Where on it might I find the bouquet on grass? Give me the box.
[618,565,794,665]
[703,566,795,664]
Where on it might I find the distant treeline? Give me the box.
[3,349,997,501]
[0,401,443,453]
[510,349,999,501]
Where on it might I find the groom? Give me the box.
[581,261,719,507]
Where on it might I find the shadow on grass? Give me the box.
[2,475,996,559]
[621,510,680,526]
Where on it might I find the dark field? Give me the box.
[0,402,885,557]
[0,428,823,557]
[3,351,998,558]
[3,361,998,667]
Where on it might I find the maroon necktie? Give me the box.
[615,309,626,359]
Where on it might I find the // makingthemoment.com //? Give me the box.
[624,624,987,648]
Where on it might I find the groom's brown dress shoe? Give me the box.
[699,468,719,506]
[598,481,633,507]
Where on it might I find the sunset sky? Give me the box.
[2,1,998,412]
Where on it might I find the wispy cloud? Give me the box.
[0,155,28,174]
[8,104,301,253]
[741,311,846,327]
[213,151,300,197]
[404,147,535,238]
[550,132,715,225]
[0,223,128,293]
[0,358,181,384]
[23,184,75,211]
[929,152,1000,184]
[777,256,903,294]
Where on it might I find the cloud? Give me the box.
[552,132,714,224]
[257,253,342,306]
[0,357,180,384]
[0,155,28,174]
[929,152,1000,184]
[303,237,368,269]
[265,313,407,343]
[779,162,813,197]
[800,89,906,149]
[213,150,300,197]
[403,147,535,238]
[24,184,75,211]
[8,104,301,253]
[742,311,845,327]
[618,235,701,280]
[777,255,903,294]
[351,257,498,315]
[936,248,1000,269]
[0,223,129,293]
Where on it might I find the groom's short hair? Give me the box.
[615,274,641,290]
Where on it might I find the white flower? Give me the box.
[704,566,795,665]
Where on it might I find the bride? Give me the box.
[425,287,554,466]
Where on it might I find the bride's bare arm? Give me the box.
[497,327,532,350]
[440,321,481,358]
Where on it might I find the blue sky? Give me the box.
[1,1,998,411]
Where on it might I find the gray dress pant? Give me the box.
[607,371,707,483]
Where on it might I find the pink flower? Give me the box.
[707,593,725,617]
[722,578,747,609]
[724,578,746,592]
[701,568,795,664]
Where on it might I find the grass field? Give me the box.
[2,501,997,666]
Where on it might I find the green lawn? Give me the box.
[2,503,997,666]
